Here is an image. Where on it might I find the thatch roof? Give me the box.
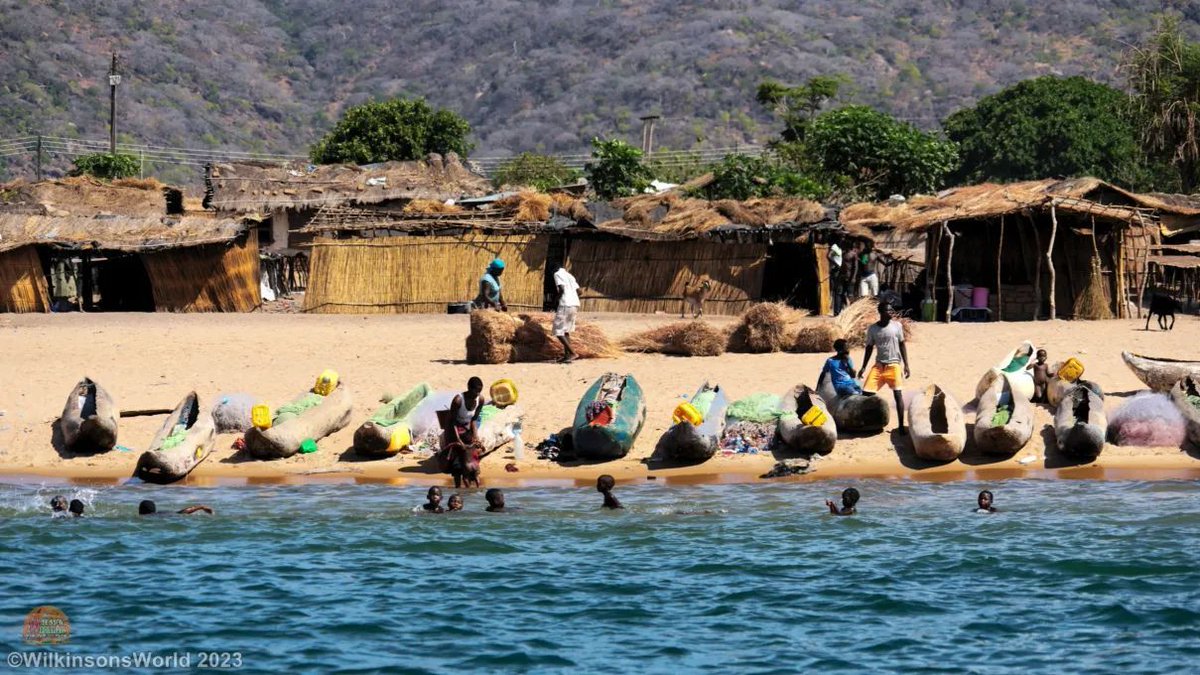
[588,194,838,241]
[840,178,1156,233]
[208,153,493,213]
[298,192,587,236]
[0,176,175,217]
[0,213,251,253]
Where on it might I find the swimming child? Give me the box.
[422,487,445,513]
[447,494,464,512]
[139,500,214,515]
[825,487,859,516]
[485,488,507,512]
[50,495,68,516]
[1027,349,1051,403]
[68,499,85,518]
[597,474,623,509]
[976,490,997,513]
[819,338,870,397]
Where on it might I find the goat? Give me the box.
[681,277,713,318]
[1146,293,1182,331]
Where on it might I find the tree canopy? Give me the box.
[585,139,653,199]
[493,153,580,190]
[756,76,843,142]
[310,98,474,165]
[944,76,1144,186]
[69,153,139,180]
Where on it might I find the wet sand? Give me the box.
[1,311,1197,486]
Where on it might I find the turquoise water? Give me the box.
[2,479,1199,673]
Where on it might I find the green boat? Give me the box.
[353,383,433,458]
[572,373,646,461]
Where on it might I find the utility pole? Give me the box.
[35,135,42,181]
[108,53,121,154]
[639,115,660,157]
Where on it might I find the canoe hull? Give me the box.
[353,384,433,459]
[1122,351,1200,393]
[1054,385,1107,459]
[245,385,354,460]
[657,383,727,463]
[816,378,889,433]
[909,384,966,461]
[975,341,1036,401]
[1170,376,1200,447]
[59,377,118,454]
[573,374,646,461]
[973,374,1034,456]
[778,385,837,456]
[134,392,216,485]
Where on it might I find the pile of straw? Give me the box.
[550,193,591,220]
[727,302,811,353]
[497,192,554,222]
[791,297,915,353]
[466,310,619,363]
[403,199,464,215]
[511,313,620,362]
[621,321,727,357]
[1073,259,1114,320]
[111,177,166,190]
[465,310,520,364]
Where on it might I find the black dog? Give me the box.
[1146,293,1181,331]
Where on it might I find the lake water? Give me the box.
[1,479,1198,673]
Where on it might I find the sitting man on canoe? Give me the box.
[857,301,911,434]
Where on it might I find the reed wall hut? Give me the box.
[0,177,258,312]
[841,178,1167,321]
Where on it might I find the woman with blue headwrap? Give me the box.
[474,258,508,311]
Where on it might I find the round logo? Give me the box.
[22,606,70,645]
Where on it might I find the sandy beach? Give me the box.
[1,311,1197,486]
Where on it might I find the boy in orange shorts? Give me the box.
[857,300,911,433]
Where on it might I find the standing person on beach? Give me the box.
[828,240,845,315]
[474,258,508,311]
[858,243,880,298]
[842,242,861,312]
[553,265,581,364]
[858,301,911,434]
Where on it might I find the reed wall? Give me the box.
[142,230,261,312]
[304,233,549,314]
[0,245,50,312]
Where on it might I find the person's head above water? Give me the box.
[467,376,484,396]
[50,495,67,512]
[447,494,463,511]
[978,490,994,510]
[596,474,615,493]
[68,499,85,517]
[842,487,860,509]
[485,488,505,509]
[138,500,157,515]
[426,486,442,505]
[833,338,849,356]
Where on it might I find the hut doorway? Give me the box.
[762,243,819,312]
[42,252,155,312]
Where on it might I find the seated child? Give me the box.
[819,339,868,397]
[422,486,445,513]
[1027,349,1051,403]
[597,474,623,509]
[826,487,859,516]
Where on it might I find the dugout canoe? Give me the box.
[1054,384,1107,460]
[134,392,216,484]
[909,384,966,461]
[58,377,118,454]
[572,373,646,461]
[816,377,890,434]
[1121,352,1200,393]
[656,382,728,463]
[777,384,837,456]
[1171,375,1200,447]
[973,373,1034,456]
[353,383,433,458]
[974,341,1036,402]
[245,383,354,460]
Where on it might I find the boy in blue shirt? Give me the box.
[819,339,869,397]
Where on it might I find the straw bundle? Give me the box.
[550,192,591,220]
[403,199,464,214]
[497,192,553,222]
[111,177,166,190]
[511,313,620,362]
[793,321,842,353]
[465,310,521,364]
[727,302,811,353]
[790,297,915,353]
[620,320,727,357]
[1073,259,1114,320]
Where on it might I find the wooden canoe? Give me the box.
[909,384,967,461]
[975,341,1036,401]
[778,384,837,456]
[58,377,118,454]
[572,373,646,461]
[1122,351,1200,393]
[973,373,1034,456]
[245,383,354,460]
[1054,384,1107,460]
[353,383,433,458]
[134,392,216,484]
[1171,375,1200,447]
[816,376,889,434]
[656,382,728,463]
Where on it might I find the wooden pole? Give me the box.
[1047,205,1059,320]
[1031,216,1042,320]
[996,216,1004,321]
[1135,212,1151,318]
[943,221,955,323]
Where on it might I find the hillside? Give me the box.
[2,1,1198,182]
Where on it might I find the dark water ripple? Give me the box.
[0,480,1198,673]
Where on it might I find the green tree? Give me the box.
[69,153,139,180]
[1125,15,1200,192]
[705,154,829,201]
[944,76,1145,186]
[492,153,580,190]
[807,105,958,200]
[756,75,843,142]
[585,138,653,199]
[310,97,474,164]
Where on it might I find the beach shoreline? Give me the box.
[2,312,1197,488]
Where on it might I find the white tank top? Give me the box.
[455,395,479,426]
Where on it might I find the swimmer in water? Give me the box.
[422,487,445,514]
[826,487,859,516]
[50,495,68,517]
[447,494,464,512]
[68,499,85,518]
[138,500,213,516]
[485,488,507,512]
[597,474,623,509]
[976,490,997,513]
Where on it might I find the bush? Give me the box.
[492,153,580,190]
[585,138,653,199]
[310,97,474,164]
[69,153,139,180]
[706,154,830,200]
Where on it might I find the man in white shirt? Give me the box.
[553,266,581,363]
